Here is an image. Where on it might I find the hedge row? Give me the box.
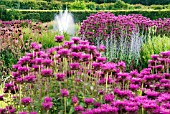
[1,9,170,23]
[1,0,170,10]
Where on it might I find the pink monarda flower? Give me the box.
[60,89,69,97]
[104,93,114,103]
[41,69,53,77]
[96,57,107,63]
[23,74,36,83]
[42,102,53,110]
[81,54,91,62]
[74,105,84,112]
[21,97,32,105]
[6,106,15,114]
[99,45,105,52]
[30,112,38,114]
[56,73,66,81]
[0,95,3,101]
[71,37,80,44]
[72,96,78,104]
[42,97,53,110]
[18,112,28,114]
[84,98,94,105]
[57,49,70,57]
[55,36,64,43]
[44,97,52,103]
[69,63,80,70]
[42,59,53,66]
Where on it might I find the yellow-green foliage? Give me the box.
[0,84,6,108]
[140,35,170,67]
[22,27,70,49]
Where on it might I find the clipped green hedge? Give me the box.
[1,0,170,11]
[13,10,170,23]
[2,9,170,22]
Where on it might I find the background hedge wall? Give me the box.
[1,0,170,10]
[1,7,170,22]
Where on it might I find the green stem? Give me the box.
[64,97,67,114]
[106,72,108,93]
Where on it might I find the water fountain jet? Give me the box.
[53,9,75,36]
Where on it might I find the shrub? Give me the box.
[49,1,62,10]
[69,1,86,10]
[86,2,96,10]
[37,1,49,10]
[22,13,40,21]
[0,5,6,20]
[20,1,38,9]
[150,5,164,10]
[96,4,106,10]
[6,9,23,20]
[140,35,170,68]
[113,0,129,10]
[105,3,115,10]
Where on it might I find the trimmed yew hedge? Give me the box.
[1,9,170,22]
[18,10,170,22]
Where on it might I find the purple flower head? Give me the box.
[21,97,32,105]
[30,112,38,114]
[23,74,36,83]
[72,37,80,44]
[81,54,91,61]
[42,102,53,110]
[55,35,64,42]
[99,45,105,52]
[130,70,139,77]
[84,98,94,105]
[12,64,21,69]
[71,52,82,60]
[56,73,66,81]
[101,63,118,72]
[41,69,53,77]
[18,112,28,114]
[129,84,139,91]
[42,59,53,66]
[151,54,159,60]
[18,66,29,74]
[0,108,6,114]
[12,72,21,79]
[44,97,52,103]
[74,105,84,112]
[80,40,89,45]
[63,41,74,48]
[160,51,170,57]
[98,90,104,95]
[118,61,126,70]
[125,105,138,112]
[96,57,107,63]
[117,73,131,80]
[71,45,81,52]
[145,90,159,99]
[6,106,15,114]
[58,49,70,57]
[92,62,102,70]
[94,102,101,108]
[60,89,69,97]
[69,63,80,70]
[72,96,78,104]
[0,95,3,101]
[104,93,114,103]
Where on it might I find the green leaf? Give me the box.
[69,106,74,114]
